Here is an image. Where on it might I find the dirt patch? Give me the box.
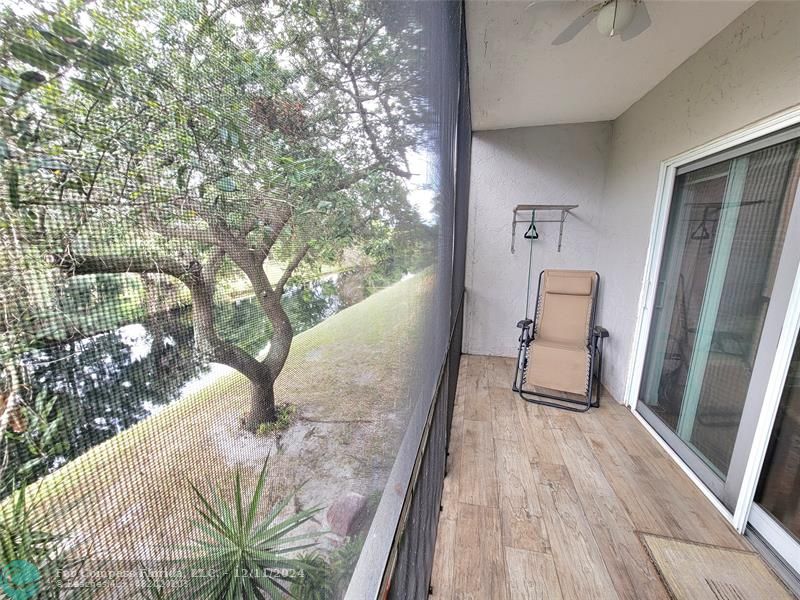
[210,412,277,468]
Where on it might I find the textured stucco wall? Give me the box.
[463,123,612,357]
[596,0,800,403]
[464,1,800,404]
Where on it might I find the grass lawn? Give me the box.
[29,272,430,576]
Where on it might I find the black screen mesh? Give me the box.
[346,2,469,598]
[0,0,467,598]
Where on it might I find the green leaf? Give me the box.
[52,20,86,41]
[71,78,110,101]
[245,461,269,531]
[85,45,129,68]
[37,30,82,62]
[34,390,51,413]
[185,460,323,597]
[216,176,236,192]
[41,416,63,447]
[51,442,69,455]
[19,458,44,476]
[41,49,68,67]
[9,43,59,73]
[0,139,8,161]
[19,71,47,85]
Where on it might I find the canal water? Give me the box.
[11,273,361,492]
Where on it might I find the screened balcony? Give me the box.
[425,1,800,598]
[2,0,800,598]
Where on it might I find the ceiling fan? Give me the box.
[529,0,652,45]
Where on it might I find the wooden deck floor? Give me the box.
[430,354,751,600]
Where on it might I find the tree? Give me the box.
[0,0,423,430]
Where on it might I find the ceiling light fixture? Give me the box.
[596,0,637,37]
[528,0,651,45]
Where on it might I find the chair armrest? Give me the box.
[593,325,609,339]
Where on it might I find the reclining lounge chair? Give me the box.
[513,269,608,412]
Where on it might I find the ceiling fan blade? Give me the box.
[527,0,580,9]
[552,3,604,46]
[621,0,652,41]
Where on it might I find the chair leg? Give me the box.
[593,338,604,408]
[513,326,532,392]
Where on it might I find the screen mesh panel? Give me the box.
[0,0,467,597]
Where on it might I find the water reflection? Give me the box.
[14,274,349,489]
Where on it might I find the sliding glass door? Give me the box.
[637,128,800,510]
[750,333,800,576]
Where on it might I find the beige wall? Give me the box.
[464,123,611,357]
[597,0,800,402]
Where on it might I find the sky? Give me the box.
[406,148,437,225]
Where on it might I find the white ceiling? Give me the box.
[466,0,756,130]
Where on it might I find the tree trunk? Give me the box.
[140,273,165,354]
[56,249,291,431]
[244,377,277,431]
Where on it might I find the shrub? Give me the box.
[329,534,365,592]
[255,404,298,437]
[187,460,321,598]
[288,552,335,600]
[0,484,76,598]
[1,390,70,498]
[288,534,367,600]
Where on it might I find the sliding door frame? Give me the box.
[624,105,800,534]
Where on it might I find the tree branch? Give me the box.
[147,216,214,245]
[276,242,311,296]
[50,253,200,282]
[244,202,293,257]
[55,249,270,386]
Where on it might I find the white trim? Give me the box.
[625,104,800,537]
[733,252,800,532]
[624,104,800,411]
[749,504,800,575]
[623,161,676,410]
[631,409,736,527]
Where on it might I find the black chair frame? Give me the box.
[511,270,609,412]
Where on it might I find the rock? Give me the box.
[326,492,369,537]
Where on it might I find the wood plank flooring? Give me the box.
[430,354,751,600]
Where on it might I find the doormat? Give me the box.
[640,533,794,600]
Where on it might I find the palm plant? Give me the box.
[188,461,322,599]
[0,484,83,599]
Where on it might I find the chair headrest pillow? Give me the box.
[545,271,594,296]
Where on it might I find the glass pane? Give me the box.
[755,335,800,543]
[640,138,800,476]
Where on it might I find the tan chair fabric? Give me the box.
[528,270,597,395]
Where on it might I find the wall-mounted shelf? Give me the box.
[511,204,578,253]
